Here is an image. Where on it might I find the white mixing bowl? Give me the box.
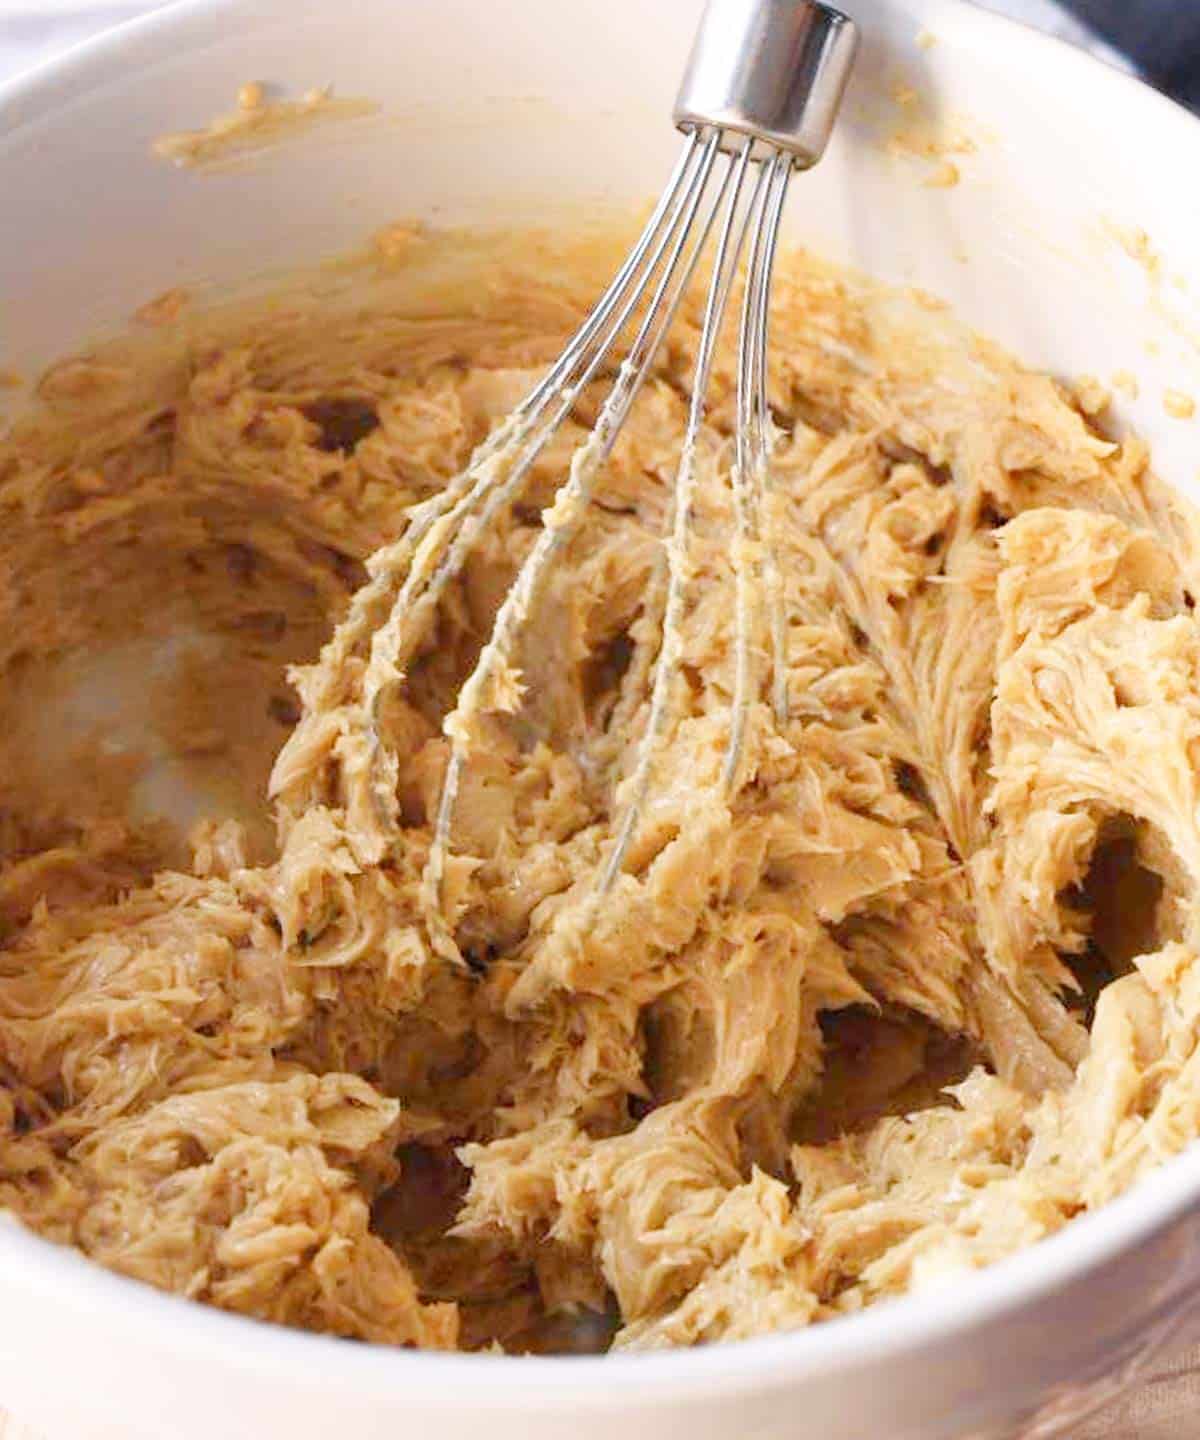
[4,2,1200,1437]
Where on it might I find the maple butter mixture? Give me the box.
[2,229,1200,1355]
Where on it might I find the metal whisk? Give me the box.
[351,0,858,959]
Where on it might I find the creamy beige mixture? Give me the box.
[1,228,1199,1354]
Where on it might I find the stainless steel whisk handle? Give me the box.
[673,0,859,167]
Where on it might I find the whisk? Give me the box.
[347,0,859,960]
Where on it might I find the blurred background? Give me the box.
[0,0,1197,107]
[1067,0,1200,108]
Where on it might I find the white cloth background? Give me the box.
[0,2,1193,1437]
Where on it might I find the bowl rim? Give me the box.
[4,0,1200,1406]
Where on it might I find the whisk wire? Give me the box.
[757,155,794,730]
[414,133,803,940]
[598,135,759,894]
[724,148,794,790]
[304,163,711,722]
[359,135,712,755]
[423,130,749,955]
[724,158,774,791]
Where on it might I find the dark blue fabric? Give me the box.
[1063,0,1200,108]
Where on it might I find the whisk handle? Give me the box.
[673,0,859,167]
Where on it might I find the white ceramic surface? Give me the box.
[3,2,1200,1437]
